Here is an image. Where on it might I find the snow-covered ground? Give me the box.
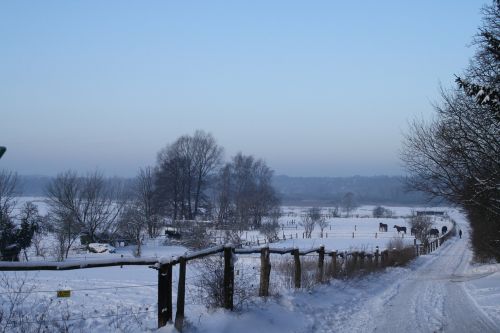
[158,210,500,333]
[2,201,498,332]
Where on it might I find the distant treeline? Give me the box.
[272,175,434,206]
[17,174,433,206]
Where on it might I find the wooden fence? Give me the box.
[0,222,456,331]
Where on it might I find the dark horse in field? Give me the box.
[410,227,417,236]
[393,225,407,234]
[429,228,439,237]
[379,223,388,232]
[441,226,448,235]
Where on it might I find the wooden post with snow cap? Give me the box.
[259,246,271,297]
[223,246,234,310]
[174,257,186,331]
[317,245,325,283]
[293,249,301,288]
[157,262,173,328]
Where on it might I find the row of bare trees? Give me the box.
[402,1,500,261]
[0,130,279,259]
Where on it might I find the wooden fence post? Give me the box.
[174,257,186,331]
[293,249,301,289]
[158,263,173,328]
[223,246,234,310]
[375,248,379,267]
[359,252,365,269]
[331,251,337,278]
[259,247,271,297]
[317,246,325,283]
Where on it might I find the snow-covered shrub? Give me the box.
[181,225,212,250]
[407,215,433,247]
[273,256,318,290]
[259,219,280,243]
[386,237,415,266]
[193,256,254,310]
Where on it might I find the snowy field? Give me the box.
[0,199,480,332]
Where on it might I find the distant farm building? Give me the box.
[416,211,445,216]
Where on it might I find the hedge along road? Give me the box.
[346,217,499,333]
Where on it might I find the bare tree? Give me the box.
[0,170,17,221]
[133,167,161,238]
[408,215,433,248]
[191,131,224,217]
[260,208,282,243]
[117,204,146,257]
[316,215,328,238]
[300,213,315,238]
[155,131,222,221]
[46,171,125,257]
[328,205,340,218]
[215,153,280,229]
[373,206,389,218]
[341,192,358,217]
[402,0,500,260]
[214,164,232,226]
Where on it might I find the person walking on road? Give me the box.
[459,229,462,239]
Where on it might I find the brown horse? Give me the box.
[393,225,407,234]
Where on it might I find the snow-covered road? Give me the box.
[342,220,500,333]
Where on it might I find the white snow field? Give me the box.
[1,203,499,332]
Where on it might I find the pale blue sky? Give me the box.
[0,1,485,177]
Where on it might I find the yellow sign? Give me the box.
[57,290,71,298]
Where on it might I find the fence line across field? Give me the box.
[0,222,455,332]
[4,309,156,326]
[0,283,159,295]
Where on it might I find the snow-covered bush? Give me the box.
[386,237,415,266]
[193,256,254,310]
[259,219,280,243]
